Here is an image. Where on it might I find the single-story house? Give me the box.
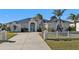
[6,18,44,32]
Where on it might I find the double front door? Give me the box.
[30,23,35,32]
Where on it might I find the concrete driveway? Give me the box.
[0,32,50,50]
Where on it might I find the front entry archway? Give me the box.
[28,20,37,32]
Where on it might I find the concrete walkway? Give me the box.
[0,32,50,50]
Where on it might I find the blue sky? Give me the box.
[0,9,79,23]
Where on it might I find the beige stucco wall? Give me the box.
[10,22,21,32]
[21,23,28,28]
[48,21,69,32]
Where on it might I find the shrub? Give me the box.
[52,29,55,32]
[70,27,75,31]
[21,28,28,32]
[37,28,42,32]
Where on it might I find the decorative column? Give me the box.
[28,22,30,32]
[35,22,37,32]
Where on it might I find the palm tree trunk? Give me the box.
[74,21,76,31]
[59,16,61,24]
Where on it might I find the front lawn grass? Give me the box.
[7,32,16,39]
[46,39,79,50]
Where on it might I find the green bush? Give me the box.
[37,27,42,32]
[21,28,28,32]
[70,27,76,31]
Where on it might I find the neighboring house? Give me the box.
[69,20,79,31]
[6,17,70,32]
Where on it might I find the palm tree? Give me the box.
[52,9,66,32]
[68,13,79,31]
[53,9,66,23]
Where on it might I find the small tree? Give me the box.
[2,24,7,30]
[52,9,66,31]
[36,13,43,20]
